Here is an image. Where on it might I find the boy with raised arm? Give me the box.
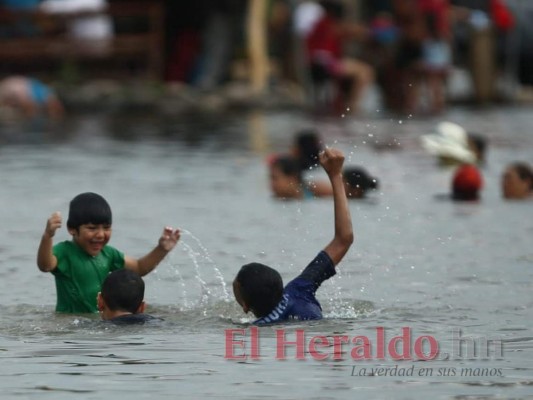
[37,192,180,314]
[233,148,354,324]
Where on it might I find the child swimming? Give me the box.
[235,148,353,323]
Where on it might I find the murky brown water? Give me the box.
[0,106,532,399]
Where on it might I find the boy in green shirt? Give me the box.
[37,192,180,313]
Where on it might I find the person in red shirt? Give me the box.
[306,0,374,113]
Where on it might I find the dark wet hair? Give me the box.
[467,133,488,163]
[510,162,533,189]
[343,167,378,195]
[271,155,303,183]
[67,192,112,229]
[102,269,145,313]
[295,129,322,171]
[236,263,283,318]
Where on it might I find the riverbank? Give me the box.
[54,67,533,118]
[54,79,307,116]
[2,67,532,122]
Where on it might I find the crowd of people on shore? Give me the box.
[162,0,521,115]
[1,0,526,117]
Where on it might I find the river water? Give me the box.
[0,106,532,399]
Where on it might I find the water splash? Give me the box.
[179,241,212,309]
[170,262,191,310]
[323,299,376,319]
[181,229,231,301]
[156,228,234,315]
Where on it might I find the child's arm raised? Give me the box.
[37,212,61,272]
[124,227,180,276]
[320,149,354,266]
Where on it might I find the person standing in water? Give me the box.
[37,192,181,313]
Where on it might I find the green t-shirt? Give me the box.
[52,240,125,313]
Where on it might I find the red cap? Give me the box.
[452,164,483,200]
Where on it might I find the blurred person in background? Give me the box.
[268,153,336,199]
[268,154,312,199]
[391,0,451,114]
[194,0,244,89]
[451,164,483,201]
[343,167,379,199]
[164,1,209,83]
[0,76,64,120]
[501,162,533,200]
[292,128,323,171]
[305,0,374,113]
[450,0,515,102]
[419,0,452,114]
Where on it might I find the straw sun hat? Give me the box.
[420,121,476,164]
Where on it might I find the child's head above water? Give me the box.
[233,263,283,318]
[97,269,146,320]
[268,155,303,199]
[67,192,112,230]
[293,129,323,171]
[501,162,533,199]
[67,192,113,256]
[100,269,145,314]
[343,167,379,198]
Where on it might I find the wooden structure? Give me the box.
[0,1,164,80]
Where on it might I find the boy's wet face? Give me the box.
[70,223,112,256]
